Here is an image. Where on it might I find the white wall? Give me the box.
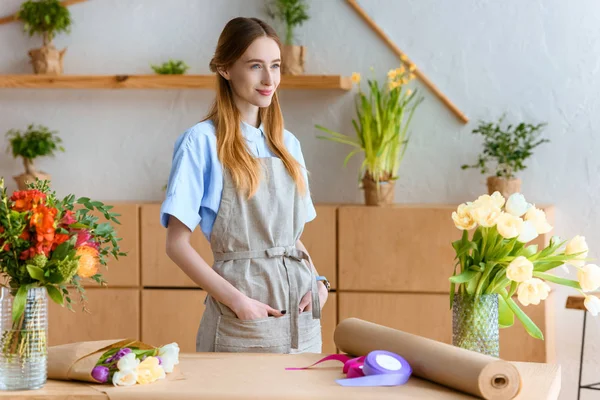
[1,1,599,398]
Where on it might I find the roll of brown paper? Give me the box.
[334,318,522,400]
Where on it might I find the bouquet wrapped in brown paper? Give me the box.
[48,339,180,386]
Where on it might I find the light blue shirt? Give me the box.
[160,120,317,241]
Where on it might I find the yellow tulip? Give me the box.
[406,89,413,96]
[395,66,406,75]
[409,73,416,80]
[387,69,397,80]
[351,72,361,85]
[408,63,417,72]
[136,357,165,385]
[400,54,408,62]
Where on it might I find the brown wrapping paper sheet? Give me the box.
[333,318,522,400]
[48,339,154,382]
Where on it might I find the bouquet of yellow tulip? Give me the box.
[450,192,598,340]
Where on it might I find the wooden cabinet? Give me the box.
[48,288,140,346]
[321,292,337,354]
[338,292,553,363]
[300,205,337,289]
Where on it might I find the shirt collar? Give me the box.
[241,120,265,142]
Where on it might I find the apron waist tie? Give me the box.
[213,245,321,350]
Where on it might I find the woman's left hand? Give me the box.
[299,282,328,312]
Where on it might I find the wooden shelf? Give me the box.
[0,74,352,90]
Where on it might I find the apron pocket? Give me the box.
[297,312,322,351]
[214,315,290,353]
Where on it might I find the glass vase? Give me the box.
[452,293,499,357]
[0,286,48,390]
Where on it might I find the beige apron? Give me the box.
[196,157,322,353]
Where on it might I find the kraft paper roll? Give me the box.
[334,318,522,400]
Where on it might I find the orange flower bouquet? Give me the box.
[0,177,125,390]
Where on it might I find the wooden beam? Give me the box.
[0,74,352,90]
[346,0,469,124]
[0,0,88,26]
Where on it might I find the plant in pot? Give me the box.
[449,191,599,357]
[461,115,549,199]
[6,124,65,191]
[17,0,73,75]
[315,67,423,206]
[151,59,190,75]
[265,0,309,75]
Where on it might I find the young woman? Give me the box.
[160,17,329,353]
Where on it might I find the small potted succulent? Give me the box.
[151,59,190,75]
[461,115,549,199]
[265,0,309,75]
[5,124,65,190]
[17,0,73,75]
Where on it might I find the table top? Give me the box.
[0,353,561,399]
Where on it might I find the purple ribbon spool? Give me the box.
[336,350,412,387]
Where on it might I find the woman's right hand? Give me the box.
[231,296,284,321]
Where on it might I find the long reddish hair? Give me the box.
[203,17,306,199]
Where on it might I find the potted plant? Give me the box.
[6,124,65,190]
[449,191,599,356]
[151,59,190,75]
[461,115,549,199]
[315,66,423,206]
[265,0,309,75]
[0,178,125,390]
[17,0,72,75]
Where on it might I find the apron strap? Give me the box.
[213,245,321,350]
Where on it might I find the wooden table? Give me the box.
[0,353,561,399]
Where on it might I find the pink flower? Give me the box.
[61,210,76,225]
[76,230,99,249]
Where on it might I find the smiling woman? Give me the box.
[159,17,328,355]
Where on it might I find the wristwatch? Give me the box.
[316,276,331,292]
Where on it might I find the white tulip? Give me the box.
[496,213,524,239]
[565,236,589,267]
[505,193,530,217]
[518,220,539,243]
[584,295,600,316]
[506,256,534,283]
[517,278,551,306]
[469,203,502,228]
[117,353,140,372]
[577,264,600,292]
[452,203,477,230]
[112,369,138,387]
[158,342,180,373]
[524,206,553,234]
[474,192,505,209]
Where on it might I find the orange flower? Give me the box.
[76,245,99,278]
[10,190,46,212]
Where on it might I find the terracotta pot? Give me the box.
[28,43,67,75]
[362,176,395,206]
[281,45,305,75]
[487,176,522,199]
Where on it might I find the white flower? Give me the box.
[517,278,551,306]
[496,213,524,239]
[452,203,477,230]
[565,236,589,267]
[506,256,534,283]
[584,295,600,316]
[518,220,539,243]
[475,192,505,209]
[112,369,138,386]
[117,353,140,371]
[505,193,530,217]
[158,342,180,373]
[577,264,600,292]
[469,203,502,228]
[524,206,553,234]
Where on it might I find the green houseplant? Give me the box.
[17,0,73,75]
[151,59,190,75]
[315,66,423,205]
[265,0,309,75]
[6,124,65,191]
[461,115,549,199]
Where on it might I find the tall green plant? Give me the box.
[461,115,549,179]
[17,0,72,46]
[315,67,423,185]
[265,0,309,46]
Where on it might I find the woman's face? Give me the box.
[220,36,281,109]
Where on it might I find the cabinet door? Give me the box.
[141,289,206,352]
[140,204,212,287]
[338,292,552,362]
[321,292,337,354]
[48,288,140,346]
[338,205,554,292]
[83,203,140,287]
[300,205,337,289]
